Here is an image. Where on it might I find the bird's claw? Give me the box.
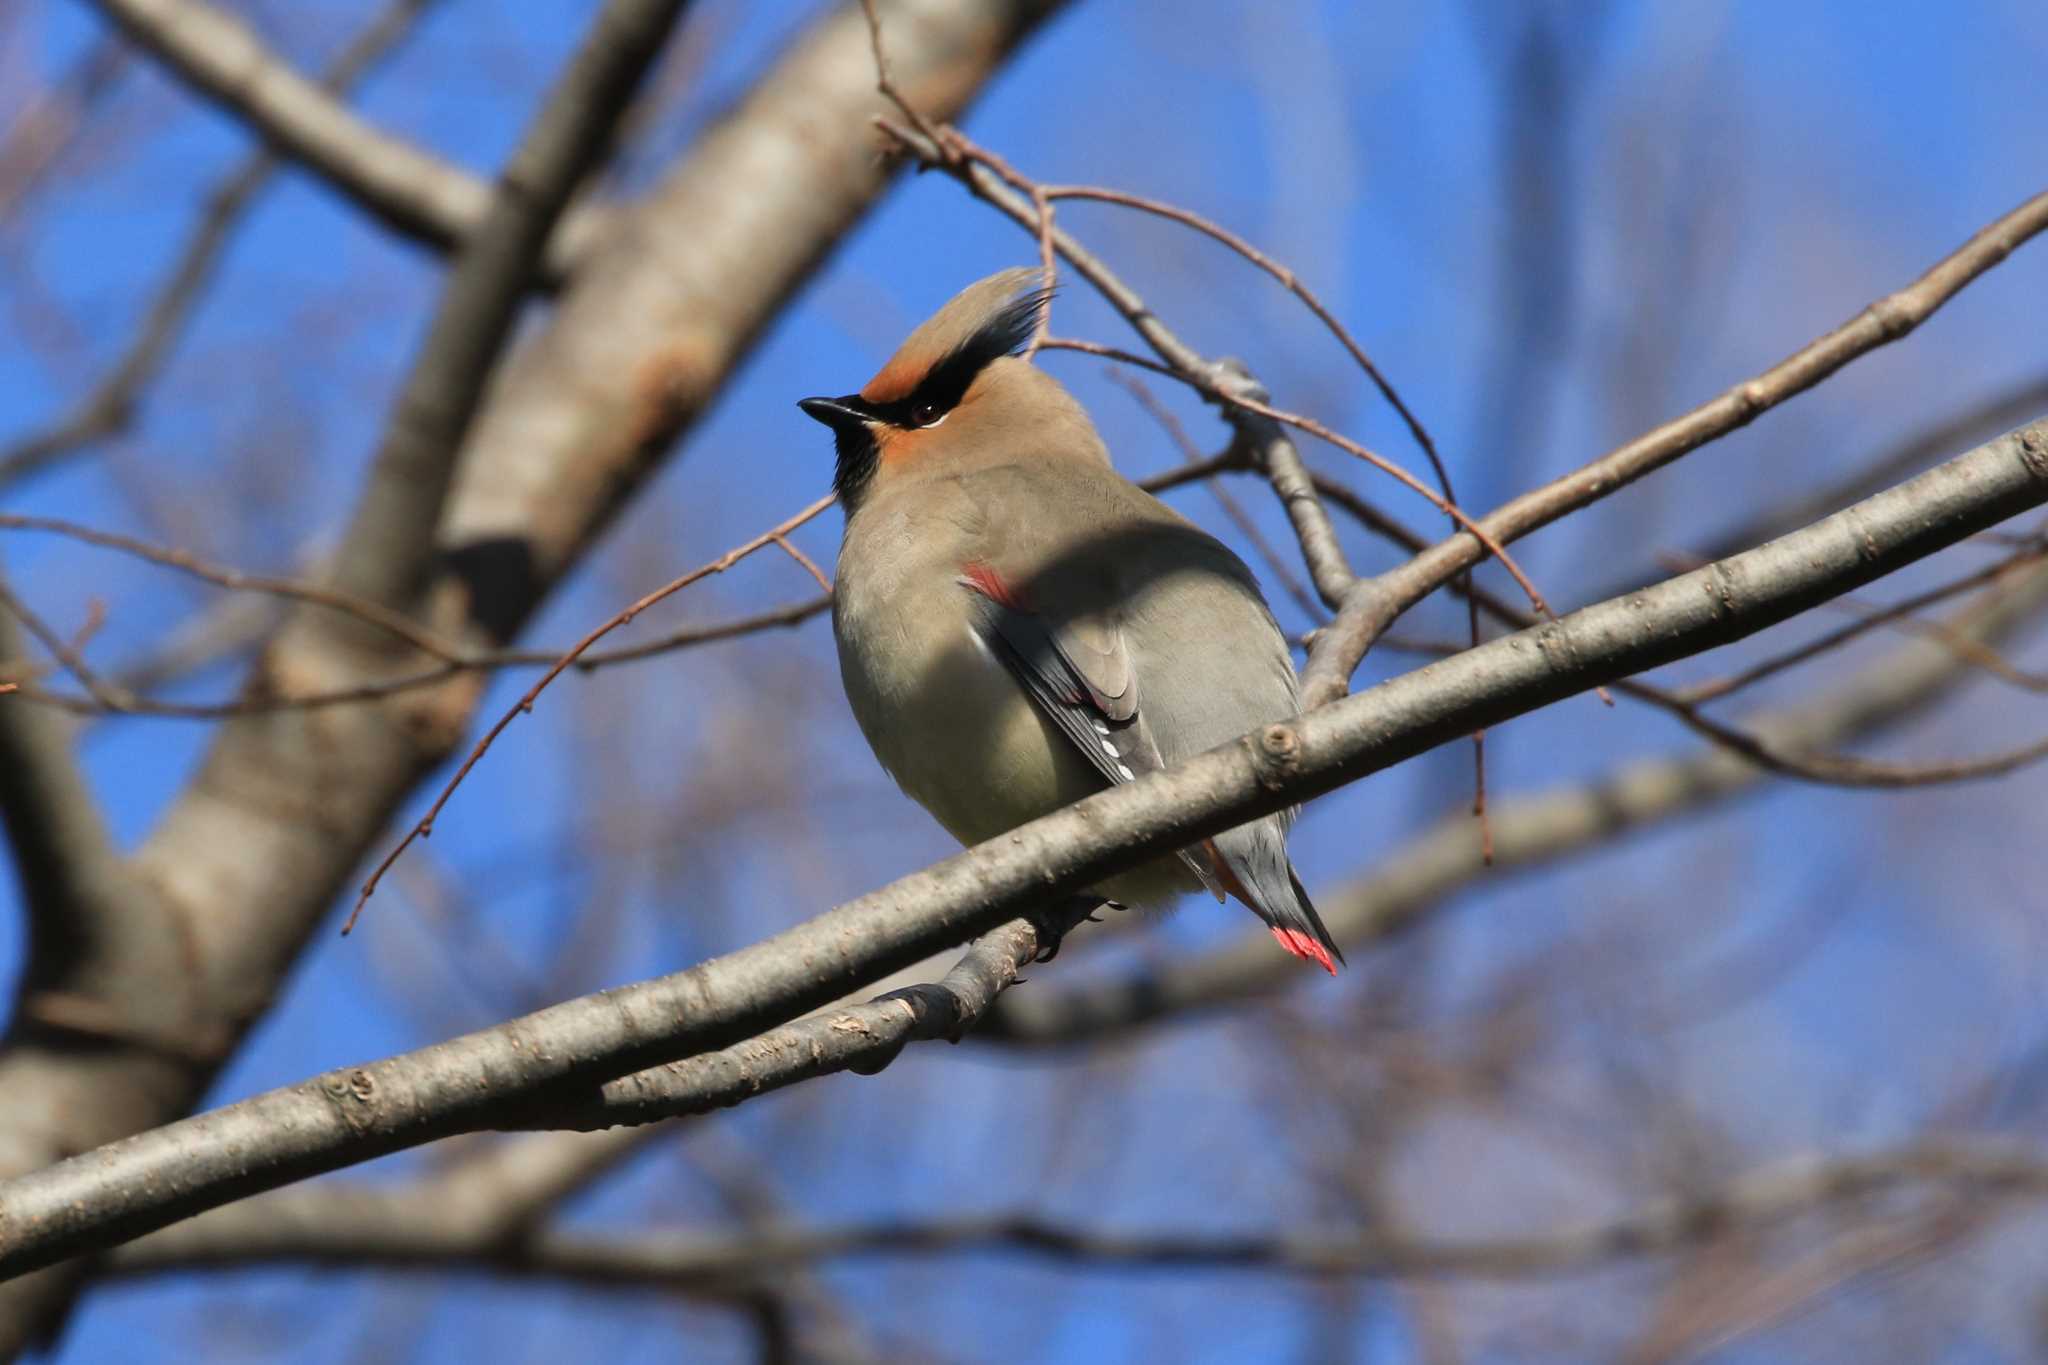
[1026,896,1109,964]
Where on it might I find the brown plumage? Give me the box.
[801,269,1343,972]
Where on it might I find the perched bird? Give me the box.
[801,269,1343,973]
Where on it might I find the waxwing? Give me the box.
[800,269,1343,973]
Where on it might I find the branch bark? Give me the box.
[3,417,2041,1282]
[326,0,697,612]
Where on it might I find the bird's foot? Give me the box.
[1026,896,1109,964]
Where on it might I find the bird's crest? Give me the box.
[861,267,1051,406]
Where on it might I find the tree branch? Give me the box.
[101,1142,2048,1284]
[327,0,696,612]
[82,0,607,279]
[0,1,1065,1348]
[1299,189,2048,700]
[0,0,445,493]
[0,607,130,995]
[2,417,2041,1280]
[508,899,1101,1131]
[985,545,2048,1042]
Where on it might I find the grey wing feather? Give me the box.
[964,588,1226,900]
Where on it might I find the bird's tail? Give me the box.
[1202,823,1346,974]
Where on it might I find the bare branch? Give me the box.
[347,495,834,928]
[1,417,2040,1278]
[0,578,129,713]
[1591,371,2048,602]
[103,1143,2048,1285]
[511,900,1102,1131]
[105,1126,667,1269]
[82,0,606,277]
[0,607,128,983]
[1303,483,2048,789]
[0,38,126,224]
[1040,182,1449,501]
[0,513,463,660]
[988,516,2048,1043]
[0,0,441,493]
[327,0,697,613]
[4,438,1247,718]
[0,1,1065,1347]
[1675,542,2048,704]
[1301,189,2048,701]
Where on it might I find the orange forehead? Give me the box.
[859,267,1043,404]
[859,352,924,404]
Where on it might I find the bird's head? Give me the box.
[800,268,1106,511]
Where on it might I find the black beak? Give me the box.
[798,395,873,434]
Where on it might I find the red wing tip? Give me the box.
[1270,925,1340,975]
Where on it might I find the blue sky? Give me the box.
[5,0,2048,1359]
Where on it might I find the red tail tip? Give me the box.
[1270,925,1339,975]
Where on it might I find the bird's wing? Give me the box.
[959,560,1227,901]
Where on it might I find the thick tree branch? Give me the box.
[0,609,131,995]
[328,0,696,612]
[510,899,1100,1130]
[1,418,2041,1281]
[82,0,606,279]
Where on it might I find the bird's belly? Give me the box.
[847,616,1091,843]
[836,593,1199,909]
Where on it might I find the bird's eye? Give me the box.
[909,402,943,428]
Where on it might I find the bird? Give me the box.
[800,268,1343,973]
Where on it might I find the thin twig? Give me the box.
[1041,183,1449,499]
[102,1143,2048,1285]
[1298,188,2048,700]
[0,513,464,660]
[769,534,832,594]
[1311,473,2048,789]
[1106,372,1322,621]
[0,591,832,719]
[0,439,1245,719]
[0,580,129,713]
[344,495,835,931]
[855,0,945,150]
